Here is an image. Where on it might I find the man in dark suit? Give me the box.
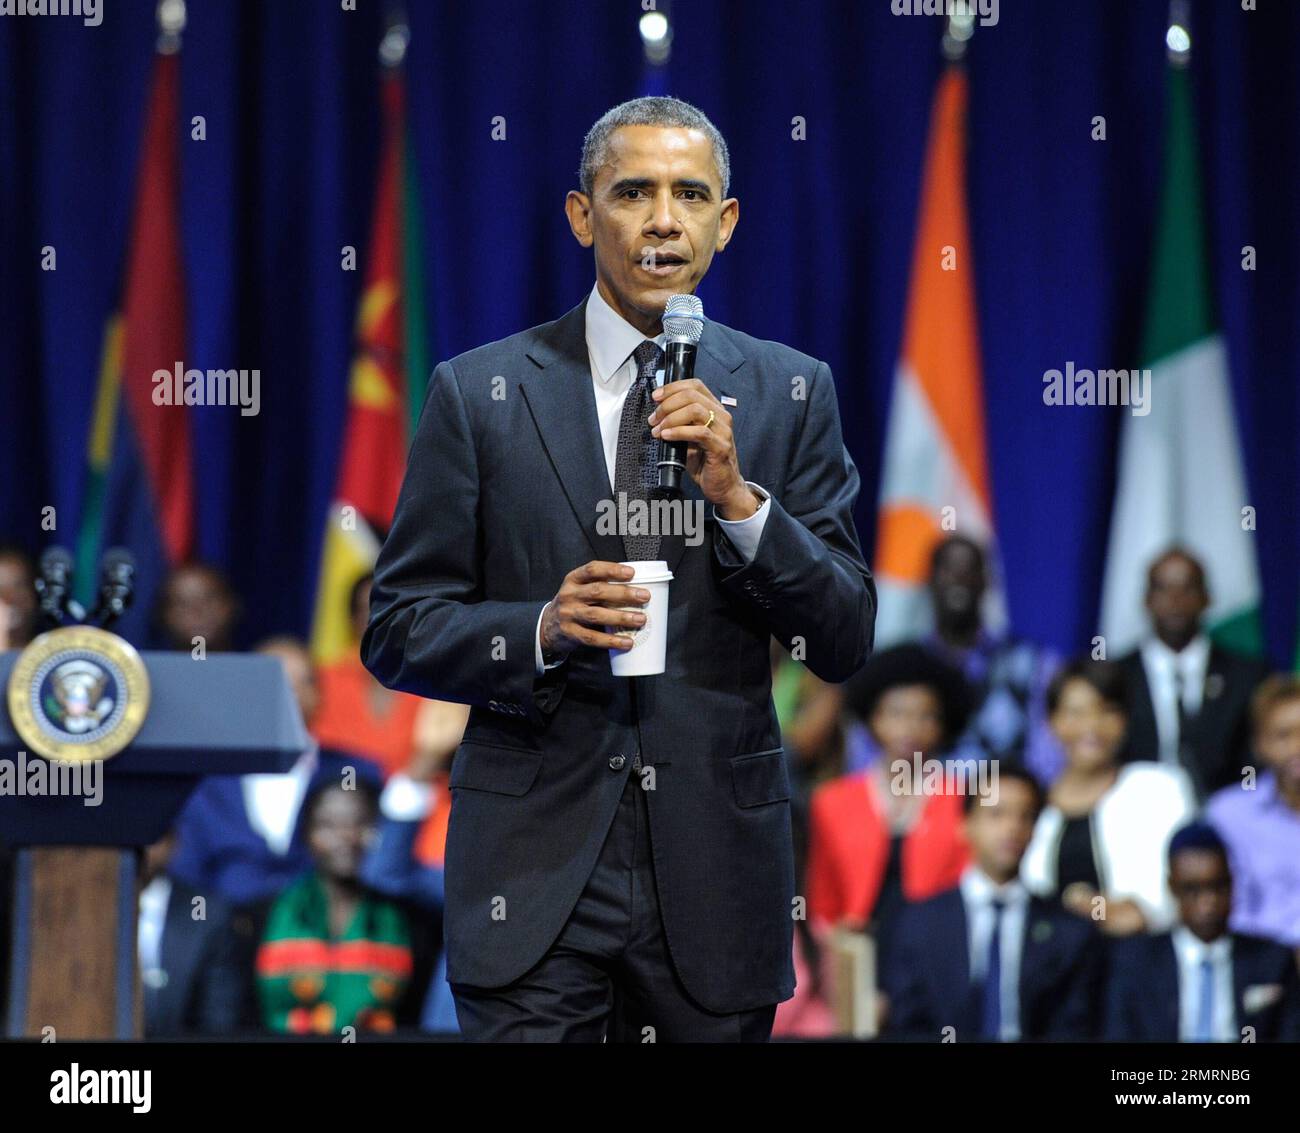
[1104,822,1300,1042]
[1117,547,1268,799]
[139,833,250,1037]
[884,767,1100,1040]
[361,96,875,1041]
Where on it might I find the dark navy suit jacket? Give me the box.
[884,887,1101,1040]
[1117,645,1269,798]
[144,879,248,1037]
[1104,931,1300,1042]
[362,295,875,1013]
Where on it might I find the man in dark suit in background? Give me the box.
[885,767,1100,1040]
[138,832,249,1038]
[1105,822,1300,1042]
[1117,548,1268,799]
[362,96,875,1041]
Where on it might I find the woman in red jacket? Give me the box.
[806,645,973,955]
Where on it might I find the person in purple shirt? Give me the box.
[1206,674,1300,948]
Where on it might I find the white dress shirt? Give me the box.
[960,865,1029,1041]
[379,772,438,822]
[240,745,317,856]
[1140,634,1210,764]
[534,282,772,672]
[1171,926,1235,1041]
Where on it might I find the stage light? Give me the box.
[1166,0,1191,65]
[639,10,671,65]
[380,22,411,68]
[157,0,185,35]
[639,12,669,44]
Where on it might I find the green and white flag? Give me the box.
[1099,65,1261,657]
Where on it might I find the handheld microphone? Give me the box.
[657,293,705,494]
[35,546,74,629]
[88,547,136,630]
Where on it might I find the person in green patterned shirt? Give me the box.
[256,776,413,1034]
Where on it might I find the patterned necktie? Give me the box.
[614,340,664,560]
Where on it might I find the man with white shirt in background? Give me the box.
[1116,547,1268,800]
[1105,822,1300,1042]
[168,636,375,911]
[137,830,246,1037]
[885,766,1100,1041]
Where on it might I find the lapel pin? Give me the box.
[720,395,738,407]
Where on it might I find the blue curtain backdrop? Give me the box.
[1,0,1297,662]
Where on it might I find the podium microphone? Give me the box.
[35,546,75,629]
[656,293,705,494]
[88,547,136,630]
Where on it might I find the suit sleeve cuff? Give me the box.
[713,482,771,564]
[535,601,566,676]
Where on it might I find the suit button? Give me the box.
[608,754,626,771]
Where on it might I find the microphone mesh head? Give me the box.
[663,293,705,345]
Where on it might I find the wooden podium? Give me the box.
[0,651,306,1039]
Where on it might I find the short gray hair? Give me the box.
[578,96,730,197]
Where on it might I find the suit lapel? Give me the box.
[1192,645,1233,745]
[520,298,627,564]
[936,891,975,1031]
[1156,936,1181,1040]
[1231,939,1250,1029]
[1018,904,1045,1025]
[1125,654,1159,755]
[520,300,749,573]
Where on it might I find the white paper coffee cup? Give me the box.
[609,560,673,677]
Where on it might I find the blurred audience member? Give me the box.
[169,637,373,908]
[885,767,1099,1040]
[138,831,249,1037]
[806,645,971,959]
[407,697,466,868]
[151,560,241,652]
[257,778,412,1034]
[1105,823,1300,1042]
[1022,660,1197,936]
[359,726,461,1033]
[771,642,846,1038]
[1206,675,1300,948]
[313,573,422,778]
[773,642,847,787]
[1116,547,1268,799]
[924,536,1059,779]
[0,542,38,649]
[844,537,1060,784]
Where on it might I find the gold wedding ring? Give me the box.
[704,409,715,430]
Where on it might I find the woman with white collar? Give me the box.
[1022,659,1197,935]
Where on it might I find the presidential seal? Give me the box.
[6,625,150,762]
